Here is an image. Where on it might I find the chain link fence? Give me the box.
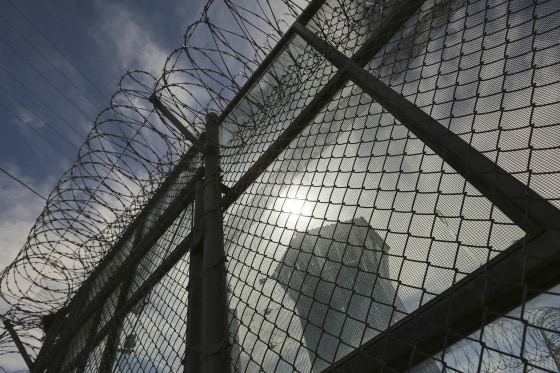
[3,0,560,372]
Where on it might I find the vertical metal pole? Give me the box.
[3,319,33,370]
[75,307,104,373]
[98,275,135,373]
[99,223,145,373]
[185,177,204,373]
[201,113,230,373]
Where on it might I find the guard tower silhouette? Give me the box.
[274,217,439,372]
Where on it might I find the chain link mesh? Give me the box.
[1,0,559,372]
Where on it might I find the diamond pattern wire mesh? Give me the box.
[222,76,525,371]
[83,337,106,373]
[28,0,560,372]
[108,257,191,373]
[366,0,560,208]
[220,34,337,188]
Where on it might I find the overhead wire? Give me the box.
[5,0,109,102]
[0,13,105,113]
[0,167,47,201]
[0,36,99,128]
[0,83,82,151]
[0,64,86,140]
[0,0,109,179]
[0,101,75,163]
[0,0,308,363]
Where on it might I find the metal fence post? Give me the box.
[3,319,33,370]
[98,223,145,373]
[201,112,230,373]
[74,307,104,373]
[292,21,560,233]
[185,177,204,373]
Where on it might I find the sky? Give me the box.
[0,0,206,370]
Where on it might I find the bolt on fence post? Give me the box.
[201,112,230,373]
[185,177,204,373]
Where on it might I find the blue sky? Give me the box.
[0,0,305,369]
[0,0,205,370]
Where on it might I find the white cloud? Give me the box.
[90,3,169,77]
[9,105,76,172]
[0,164,60,303]
[0,166,54,371]
[12,106,45,132]
[0,166,52,270]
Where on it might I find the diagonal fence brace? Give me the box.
[149,95,207,154]
[3,319,34,370]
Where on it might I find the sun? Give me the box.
[282,197,306,215]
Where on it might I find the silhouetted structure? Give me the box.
[274,217,439,372]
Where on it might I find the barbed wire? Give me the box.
[441,307,560,372]
[0,0,309,361]
[1,0,558,371]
